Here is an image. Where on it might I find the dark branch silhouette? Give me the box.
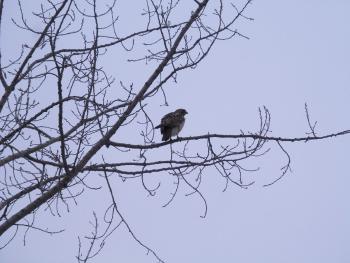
[0,0,348,262]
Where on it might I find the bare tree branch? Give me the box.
[0,1,348,262]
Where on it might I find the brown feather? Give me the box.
[155,109,188,141]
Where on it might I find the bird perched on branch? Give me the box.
[155,109,188,141]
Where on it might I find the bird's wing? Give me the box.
[161,127,172,141]
[161,112,182,127]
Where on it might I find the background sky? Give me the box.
[2,0,350,262]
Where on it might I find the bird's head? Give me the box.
[175,108,188,116]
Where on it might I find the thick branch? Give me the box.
[0,0,209,236]
[109,129,350,150]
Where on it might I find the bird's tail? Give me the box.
[162,134,170,141]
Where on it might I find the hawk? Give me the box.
[155,109,188,141]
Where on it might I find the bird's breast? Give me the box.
[171,119,185,136]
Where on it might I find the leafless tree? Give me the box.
[0,0,349,262]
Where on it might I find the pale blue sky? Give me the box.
[1,0,350,262]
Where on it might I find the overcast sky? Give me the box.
[2,0,350,262]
